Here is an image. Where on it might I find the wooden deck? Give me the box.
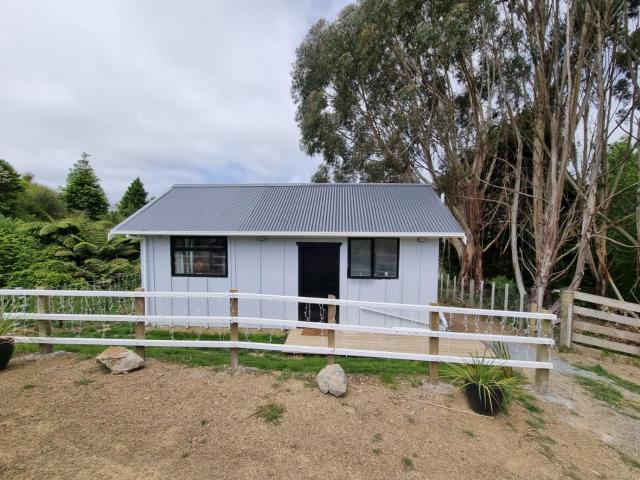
[284,328,491,357]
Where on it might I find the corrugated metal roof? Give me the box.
[110,184,464,237]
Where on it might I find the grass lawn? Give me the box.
[15,322,448,379]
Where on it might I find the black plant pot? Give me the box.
[0,338,15,370]
[464,383,505,416]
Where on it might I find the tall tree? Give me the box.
[502,0,639,304]
[0,159,24,216]
[292,0,510,284]
[293,0,639,306]
[117,177,148,217]
[60,153,109,219]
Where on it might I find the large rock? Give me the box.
[96,346,144,374]
[317,364,347,397]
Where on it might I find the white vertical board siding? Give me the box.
[234,237,262,318]
[187,277,208,316]
[151,237,172,316]
[341,239,437,328]
[283,240,298,320]
[418,239,439,325]
[259,238,286,319]
[139,237,150,314]
[144,236,439,328]
[142,237,159,314]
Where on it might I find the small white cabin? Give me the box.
[110,183,464,328]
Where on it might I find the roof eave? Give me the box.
[109,230,466,239]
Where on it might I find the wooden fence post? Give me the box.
[36,288,52,355]
[535,313,553,394]
[559,290,575,348]
[230,288,239,369]
[327,294,336,365]
[429,307,439,383]
[134,287,145,359]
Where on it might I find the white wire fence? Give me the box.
[438,274,537,314]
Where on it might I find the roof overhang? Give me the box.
[109,230,466,241]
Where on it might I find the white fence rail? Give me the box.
[7,313,554,346]
[3,288,554,320]
[0,288,556,391]
[12,337,550,370]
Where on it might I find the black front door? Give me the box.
[298,242,340,322]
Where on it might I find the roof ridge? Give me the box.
[171,183,434,188]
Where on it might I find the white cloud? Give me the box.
[0,0,350,203]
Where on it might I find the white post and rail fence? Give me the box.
[560,290,640,357]
[1,288,556,392]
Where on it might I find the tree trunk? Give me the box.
[453,174,485,285]
[460,234,483,284]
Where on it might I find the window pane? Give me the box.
[350,239,372,277]
[172,237,227,276]
[374,239,398,278]
[206,249,227,276]
[173,250,194,274]
[173,237,225,249]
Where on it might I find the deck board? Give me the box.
[284,328,491,357]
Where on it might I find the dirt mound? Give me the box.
[0,354,637,479]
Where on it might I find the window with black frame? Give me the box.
[348,238,399,279]
[171,236,228,277]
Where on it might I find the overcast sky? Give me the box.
[0,1,350,203]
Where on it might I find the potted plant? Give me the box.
[0,310,18,370]
[445,357,521,416]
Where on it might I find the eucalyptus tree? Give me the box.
[293,0,640,305]
[292,0,516,284]
[500,0,640,303]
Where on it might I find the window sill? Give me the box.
[347,276,399,280]
[172,274,229,278]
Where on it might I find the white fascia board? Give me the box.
[109,230,467,239]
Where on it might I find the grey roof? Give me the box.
[111,184,464,237]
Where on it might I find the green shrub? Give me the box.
[445,358,522,414]
[0,214,140,289]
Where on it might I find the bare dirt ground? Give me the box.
[0,353,639,480]
[551,346,640,460]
